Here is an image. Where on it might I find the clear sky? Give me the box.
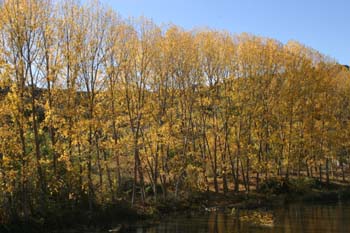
[102,0,349,65]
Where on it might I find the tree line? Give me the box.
[1,0,350,221]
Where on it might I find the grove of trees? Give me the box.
[1,0,350,222]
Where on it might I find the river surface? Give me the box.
[125,202,350,233]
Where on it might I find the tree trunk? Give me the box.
[326,158,330,186]
[30,76,47,212]
[341,161,345,182]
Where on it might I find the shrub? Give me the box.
[258,177,291,195]
[258,177,318,195]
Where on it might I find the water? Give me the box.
[127,202,350,233]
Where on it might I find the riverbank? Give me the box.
[148,177,350,216]
[2,178,350,233]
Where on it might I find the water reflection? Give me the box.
[131,202,350,233]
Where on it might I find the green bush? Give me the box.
[258,177,291,194]
[258,177,318,195]
[289,177,318,194]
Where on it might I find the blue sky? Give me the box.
[102,0,349,64]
